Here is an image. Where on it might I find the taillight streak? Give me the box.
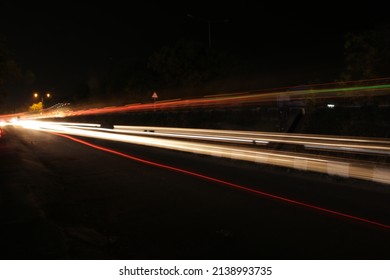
[51,131,390,230]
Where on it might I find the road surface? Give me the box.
[1,126,389,259]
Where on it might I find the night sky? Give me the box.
[1,1,389,105]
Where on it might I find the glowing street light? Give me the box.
[33,92,52,108]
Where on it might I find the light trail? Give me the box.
[112,125,390,155]
[49,131,390,230]
[48,82,390,116]
[38,122,390,156]
[10,120,390,184]
[5,78,389,121]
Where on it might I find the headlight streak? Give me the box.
[62,125,270,145]
[17,120,390,144]
[49,131,390,230]
[14,120,390,185]
[58,123,390,156]
[304,144,390,156]
[77,123,390,156]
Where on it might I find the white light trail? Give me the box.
[11,120,390,185]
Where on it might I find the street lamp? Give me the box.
[187,14,229,48]
[33,92,51,108]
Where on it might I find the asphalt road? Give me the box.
[1,126,389,260]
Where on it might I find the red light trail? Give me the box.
[51,131,390,230]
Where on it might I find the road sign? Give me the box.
[152,92,158,112]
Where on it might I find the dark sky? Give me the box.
[1,1,390,104]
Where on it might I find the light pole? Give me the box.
[187,14,229,48]
[33,92,51,108]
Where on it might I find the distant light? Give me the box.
[327,104,335,108]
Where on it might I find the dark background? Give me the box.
[1,1,390,105]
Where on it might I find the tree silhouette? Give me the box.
[342,24,390,80]
[29,101,43,112]
[0,35,18,100]
[147,39,225,88]
[0,33,35,109]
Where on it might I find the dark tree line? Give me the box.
[71,38,233,104]
[0,35,20,103]
[78,24,390,105]
[147,39,227,88]
[342,24,390,80]
[3,24,390,111]
[0,34,34,110]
